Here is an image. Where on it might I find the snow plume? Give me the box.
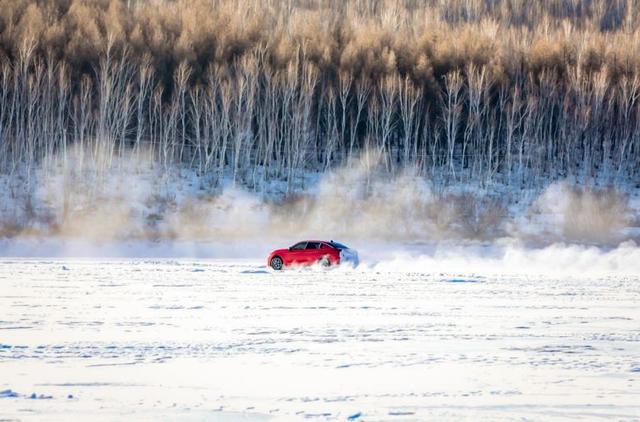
[364,240,640,277]
[0,149,638,263]
[271,154,636,245]
[0,148,507,242]
[270,150,507,241]
[517,182,634,243]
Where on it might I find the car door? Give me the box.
[287,242,307,265]
[319,242,338,264]
[303,242,322,263]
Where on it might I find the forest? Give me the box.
[1,0,640,194]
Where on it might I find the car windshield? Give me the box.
[290,242,306,250]
[328,241,349,250]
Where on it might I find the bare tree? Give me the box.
[440,70,464,180]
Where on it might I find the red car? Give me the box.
[267,240,359,270]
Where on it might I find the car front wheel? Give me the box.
[270,256,283,271]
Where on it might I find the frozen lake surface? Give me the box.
[1,258,639,420]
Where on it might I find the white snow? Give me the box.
[1,257,639,420]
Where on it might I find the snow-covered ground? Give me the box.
[1,257,639,421]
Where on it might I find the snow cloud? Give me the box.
[0,149,638,269]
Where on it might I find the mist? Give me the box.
[0,148,638,276]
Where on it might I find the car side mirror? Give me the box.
[288,247,292,251]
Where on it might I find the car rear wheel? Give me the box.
[270,256,283,271]
[319,256,331,267]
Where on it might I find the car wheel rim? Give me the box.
[271,258,282,270]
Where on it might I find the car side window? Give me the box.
[290,242,306,250]
[306,242,320,250]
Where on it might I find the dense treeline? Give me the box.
[1,0,640,192]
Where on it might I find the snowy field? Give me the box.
[1,257,639,421]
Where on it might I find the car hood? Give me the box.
[269,248,289,257]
